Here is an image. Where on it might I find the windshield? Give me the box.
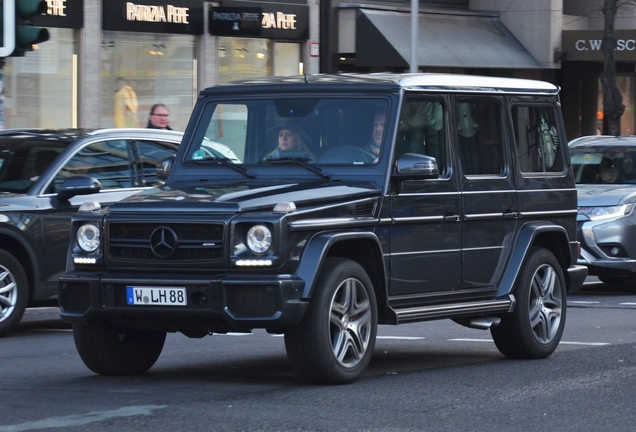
[185,97,390,167]
[0,141,66,193]
[570,145,636,184]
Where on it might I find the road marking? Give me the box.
[559,341,610,346]
[28,329,72,332]
[620,302,636,306]
[0,405,167,432]
[448,338,610,346]
[568,301,600,304]
[214,332,253,336]
[270,335,427,340]
[377,336,425,340]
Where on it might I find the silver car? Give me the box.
[570,135,636,291]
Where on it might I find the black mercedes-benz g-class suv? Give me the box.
[59,74,587,384]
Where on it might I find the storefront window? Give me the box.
[274,42,302,76]
[219,37,271,83]
[598,75,635,136]
[101,31,196,131]
[2,28,75,129]
[218,38,302,83]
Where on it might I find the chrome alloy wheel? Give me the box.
[0,264,18,323]
[329,277,373,368]
[528,263,563,344]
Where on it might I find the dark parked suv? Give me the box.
[0,128,182,336]
[59,74,587,384]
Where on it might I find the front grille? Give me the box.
[108,222,224,262]
[226,285,279,318]
[59,281,91,313]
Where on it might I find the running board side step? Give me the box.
[392,295,515,324]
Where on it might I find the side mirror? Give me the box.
[156,155,175,181]
[392,153,440,181]
[57,175,102,200]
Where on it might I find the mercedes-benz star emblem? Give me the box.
[150,226,179,258]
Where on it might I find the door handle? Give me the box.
[444,215,461,222]
[503,212,519,220]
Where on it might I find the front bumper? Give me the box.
[578,218,636,275]
[58,272,308,334]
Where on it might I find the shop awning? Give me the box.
[355,9,542,69]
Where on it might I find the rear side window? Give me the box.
[513,105,564,173]
[455,98,504,176]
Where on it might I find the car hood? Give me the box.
[576,183,636,207]
[107,180,381,214]
[0,192,39,212]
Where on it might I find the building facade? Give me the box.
[2,0,635,139]
[2,0,319,130]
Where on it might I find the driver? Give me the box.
[264,120,315,161]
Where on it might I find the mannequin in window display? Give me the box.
[114,79,139,128]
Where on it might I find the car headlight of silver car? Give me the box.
[246,224,272,254]
[578,204,633,221]
[76,223,101,252]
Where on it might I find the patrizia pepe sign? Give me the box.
[125,2,191,24]
[209,4,308,40]
[33,0,84,28]
[103,0,204,34]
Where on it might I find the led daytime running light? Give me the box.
[236,259,273,266]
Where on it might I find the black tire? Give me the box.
[285,258,378,384]
[491,247,566,359]
[0,249,29,337]
[73,323,166,375]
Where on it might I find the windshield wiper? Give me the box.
[262,157,332,180]
[190,156,256,179]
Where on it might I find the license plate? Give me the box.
[126,286,187,306]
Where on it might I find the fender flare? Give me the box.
[295,231,386,301]
[496,222,570,297]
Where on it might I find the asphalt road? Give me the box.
[1,280,635,432]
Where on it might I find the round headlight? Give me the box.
[77,224,101,252]
[246,225,272,254]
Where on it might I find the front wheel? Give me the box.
[491,247,566,359]
[73,323,166,375]
[0,250,29,337]
[285,258,378,384]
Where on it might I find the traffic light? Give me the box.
[0,0,17,57]
[12,0,49,57]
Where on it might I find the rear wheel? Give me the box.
[491,247,566,359]
[73,323,166,375]
[285,258,377,384]
[0,250,28,337]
